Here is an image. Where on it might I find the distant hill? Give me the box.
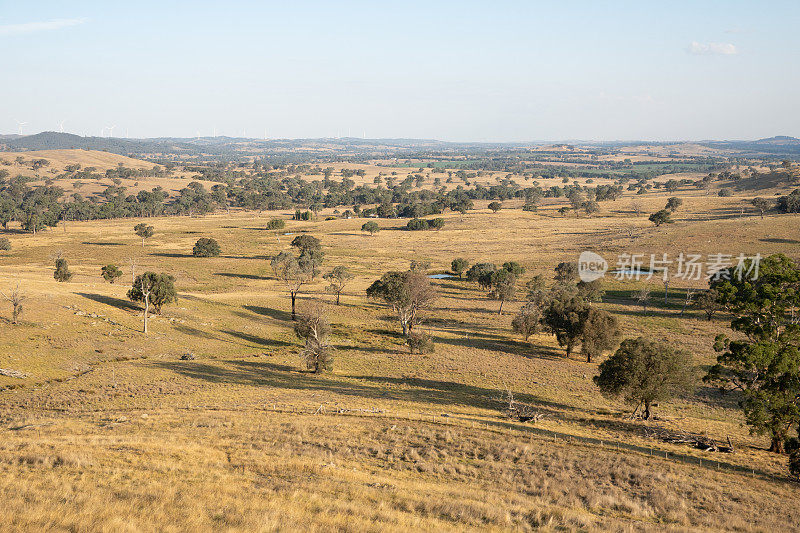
[0,132,185,156]
[752,136,800,146]
[700,136,800,156]
[0,131,490,161]
[4,131,799,161]
[0,149,153,171]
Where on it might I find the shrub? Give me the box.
[649,209,674,227]
[451,258,469,278]
[0,237,10,252]
[407,331,435,354]
[718,188,733,197]
[54,258,73,282]
[665,197,683,212]
[193,238,221,257]
[428,218,445,230]
[101,264,123,284]
[466,262,496,285]
[488,201,502,213]
[406,218,428,231]
[512,303,542,341]
[266,218,286,230]
[790,449,800,479]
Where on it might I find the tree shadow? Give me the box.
[434,330,562,360]
[76,292,140,312]
[219,329,292,348]
[153,359,383,398]
[151,252,192,258]
[364,327,404,339]
[173,324,219,340]
[81,241,126,246]
[692,385,742,410]
[243,305,292,322]
[760,237,800,244]
[443,305,503,315]
[215,272,265,280]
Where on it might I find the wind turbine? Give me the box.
[58,120,66,133]
[106,125,116,138]
[15,120,27,135]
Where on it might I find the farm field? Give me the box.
[1,179,798,530]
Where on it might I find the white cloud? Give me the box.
[0,18,86,37]
[687,41,738,55]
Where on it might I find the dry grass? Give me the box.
[0,172,798,530]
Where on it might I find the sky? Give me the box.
[1,1,799,142]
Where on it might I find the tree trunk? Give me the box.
[141,236,145,248]
[769,435,785,454]
[586,352,592,363]
[643,400,651,420]
[291,292,297,320]
[498,299,504,315]
[401,321,409,336]
[336,291,341,305]
[143,294,150,334]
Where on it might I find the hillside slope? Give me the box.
[1,149,153,172]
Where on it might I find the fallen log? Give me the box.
[643,426,734,453]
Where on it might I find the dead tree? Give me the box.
[500,382,544,423]
[1,284,26,324]
[679,288,696,316]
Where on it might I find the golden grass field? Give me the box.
[0,163,799,530]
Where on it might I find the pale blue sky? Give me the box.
[1,1,798,141]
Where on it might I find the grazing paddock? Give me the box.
[0,182,798,530]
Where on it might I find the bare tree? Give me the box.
[630,201,643,217]
[128,257,138,286]
[679,287,696,316]
[622,226,639,241]
[1,284,26,324]
[294,301,333,373]
[635,285,651,314]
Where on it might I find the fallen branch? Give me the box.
[643,425,734,453]
[0,368,27,379]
